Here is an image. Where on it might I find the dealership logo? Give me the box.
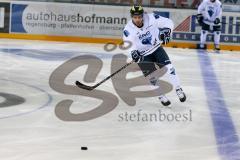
[11,3,128,34]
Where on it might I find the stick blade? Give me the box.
[75,81,94,91]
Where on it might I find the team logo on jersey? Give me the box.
[139,31,151,40]
[207,6,214,17]
[139,31,152,45]
[141,35,152,45]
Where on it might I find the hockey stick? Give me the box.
[75,60,134,91]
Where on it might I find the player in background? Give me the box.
[122,5,186,106]
[197,0,222,50]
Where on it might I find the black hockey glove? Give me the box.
[131,50,142,63]
[196,14,204,26]
[214,18,220,25]
[159,28,171,45]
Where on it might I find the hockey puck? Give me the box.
[81,147,88,150]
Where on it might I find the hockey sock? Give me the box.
[214,31,221,45]
[165,64,181,90]
[200,30,208,45]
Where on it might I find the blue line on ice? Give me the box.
[197,50,240,159]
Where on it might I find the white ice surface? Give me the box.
[0,39,239,160]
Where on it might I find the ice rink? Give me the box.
[0,39,240,160]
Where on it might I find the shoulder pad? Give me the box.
[153,12,160,19]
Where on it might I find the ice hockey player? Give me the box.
[197,0,222,50]
[122,5,186,106]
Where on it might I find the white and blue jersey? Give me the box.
[198,0,222,25]
[122,13,174,57]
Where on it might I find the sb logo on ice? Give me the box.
[49,42,173,121]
